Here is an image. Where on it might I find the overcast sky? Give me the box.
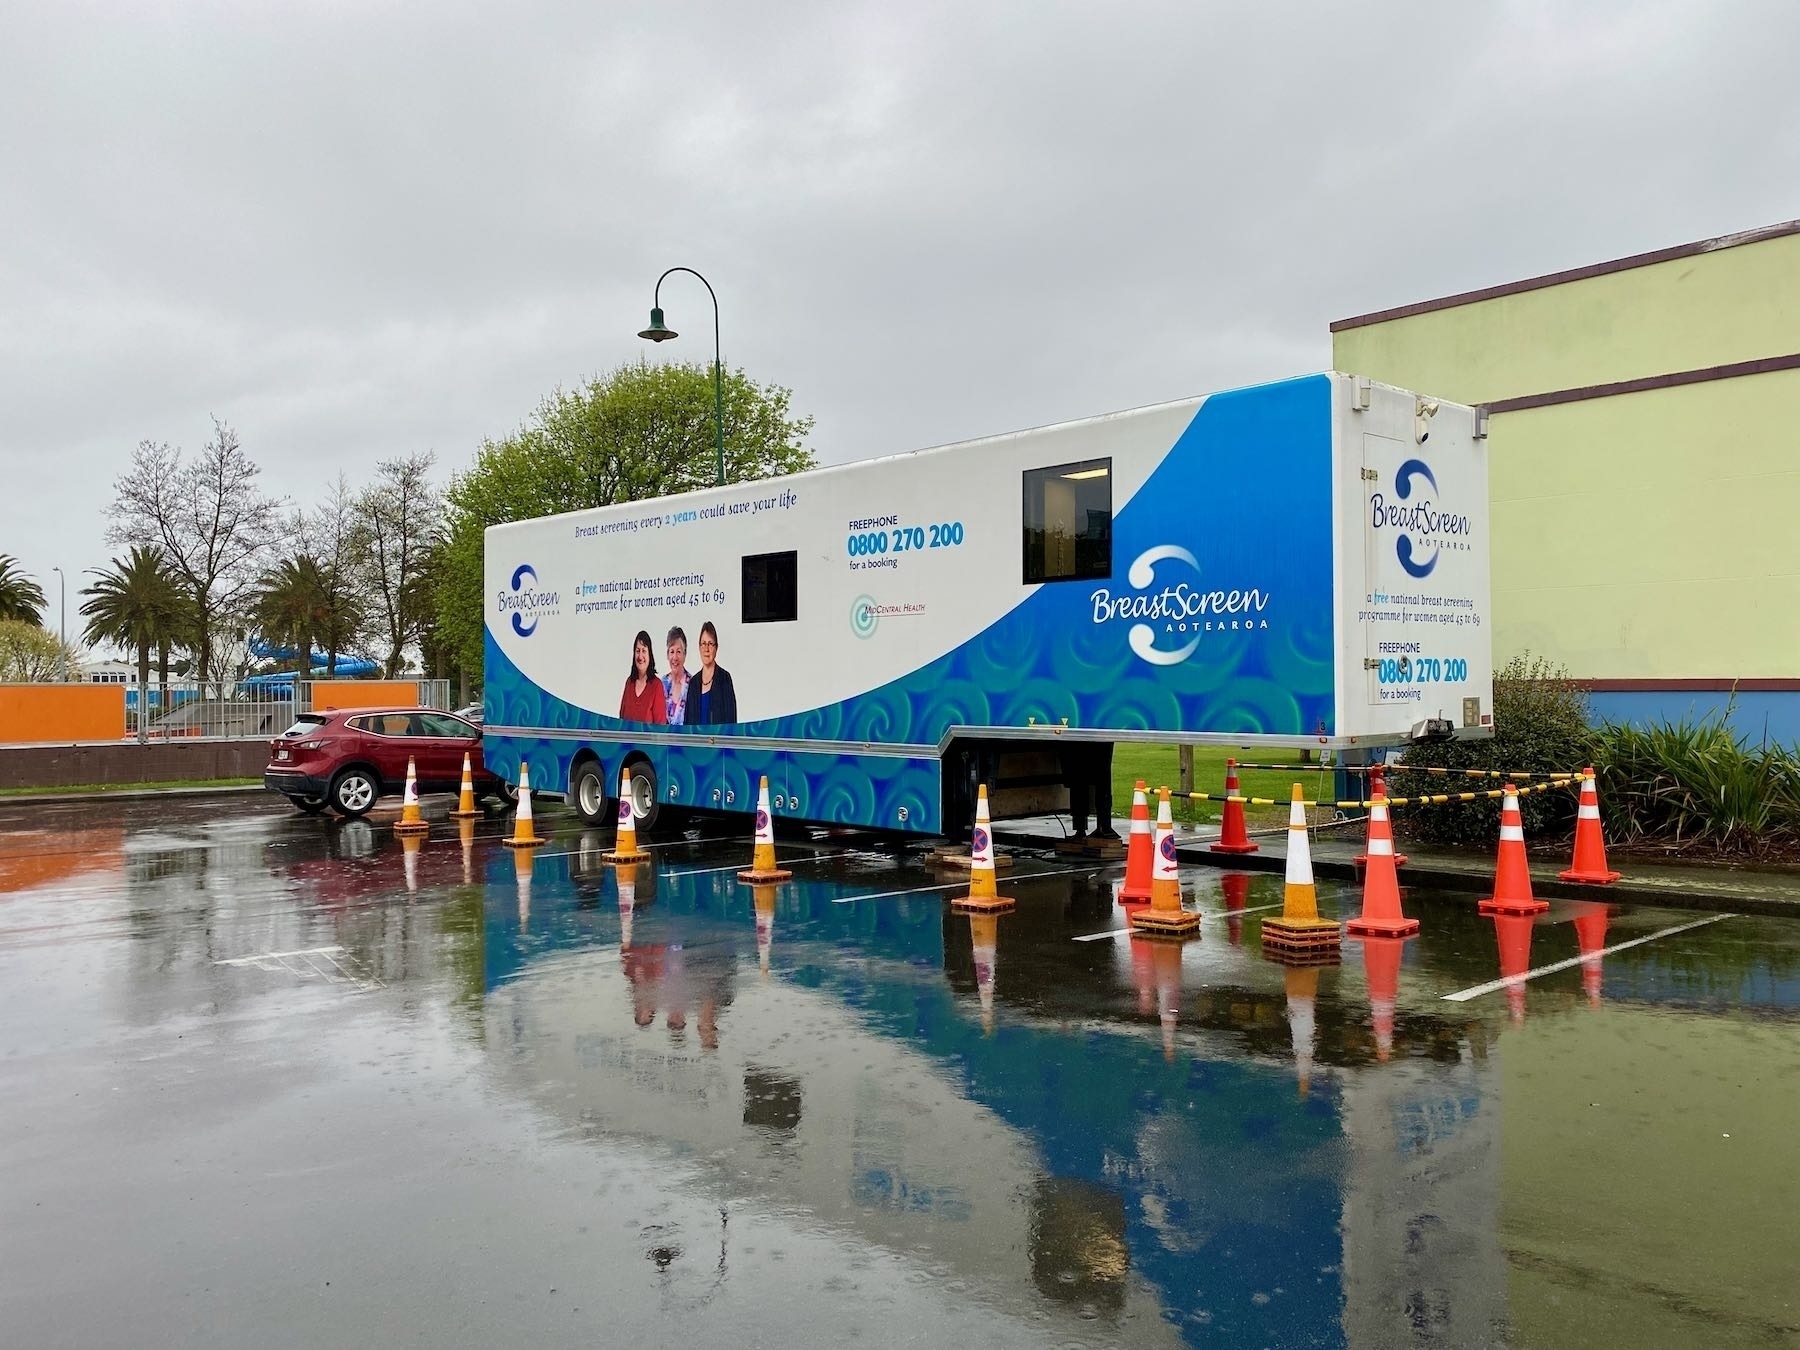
[3,0,1797,631]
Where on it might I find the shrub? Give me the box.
[1590,712,1800,856]
[1389,652,1592,847]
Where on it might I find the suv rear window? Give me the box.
[280,715,330,738]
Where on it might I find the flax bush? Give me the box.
[1388,653,1591,847]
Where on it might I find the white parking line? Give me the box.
[661,849,861,880]
[1071,900,1287,941]
[215,946,346,965]
[1440,913,1734,1002]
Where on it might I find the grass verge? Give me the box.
[0,777,261,798]
[1111,745,1339,828]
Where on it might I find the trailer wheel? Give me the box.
[570,760,611,827]
[622,757,661,832]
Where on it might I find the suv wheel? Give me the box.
[571,761,611,827]
[330,767,380,819]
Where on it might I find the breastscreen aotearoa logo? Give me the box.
[1090,545,1271,667]
[499,564,560,637]
[1371,459,1472,579]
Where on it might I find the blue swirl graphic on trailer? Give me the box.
[1393,459,1439,579]
[483,375,1336,830]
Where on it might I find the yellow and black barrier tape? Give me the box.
[1225,762,1584,782]
[1177,779,1570,810]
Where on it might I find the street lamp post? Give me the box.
[638,267,726,487]
[51,565,66,682]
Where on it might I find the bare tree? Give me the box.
[106,419,285,692]
[354,453,441,678]
[297,475,370,675]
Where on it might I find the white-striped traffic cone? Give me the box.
[451,753,480,819]
[502,762,543,848]
[1261,784,1342,956]
[1479,784,1548,915]
[394,756,429,836]
[738,776,793,882]
[604,764,649,863]
[1129,788,1198,938]
[952,785,1013,913]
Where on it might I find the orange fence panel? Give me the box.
[308,680,426,711]
[0,684,127,744]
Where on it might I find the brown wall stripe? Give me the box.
[1331,218,1800,332]
[1481,351,1800,415]
[1576,679,1800,693]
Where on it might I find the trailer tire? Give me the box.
[570,759,611,827]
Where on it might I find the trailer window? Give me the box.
[742,550,798,623]
[1023,458,1111,583]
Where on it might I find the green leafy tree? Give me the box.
[0,555,46,625]
[80,546,187,743]
[432,360,815,678]
[0,619,79,681]
[251,555,332,684]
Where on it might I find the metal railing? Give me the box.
[121,678,453,740]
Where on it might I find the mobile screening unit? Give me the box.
[482,372,1492,837]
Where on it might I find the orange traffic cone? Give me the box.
[1572,901,1609,1008]
[1353,765,1407,868]
[738,775,793,882]
[1213,758,1259,854]
[1261,785,1342,955]
[604,764,650,863]
[502,762,544,848]
[1152,940,1183,1060]
[1118,781,1154,903]
[401,830,422,894]
[1480,785,1548,915]
[953,785,1014,913]
[450,753,480,819]
[1363,934,1405,1061]
[394,756,430,837]
[1284,964,1319,1092]
[1493,911,1535,1024]
[1559,768,1621,884]
[1129,788,1199,938]
[752,882,776,977]
[1345,782,1419,937]
[971,912,999,1034]
[1221,871,1249,946]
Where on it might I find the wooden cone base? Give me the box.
[393,820,429,837]
[929,848,1015,871]
[951,892,1015,914]
[1261,944,1343,969]
[1261,918,1343,955]
[503,834,544,849]
[605,846,650,864]
[1128,908,1200,939]
[737,866,792,882]
[1478,896,1548,916]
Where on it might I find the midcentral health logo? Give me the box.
[850,595,878,638]
[498,563,561,637]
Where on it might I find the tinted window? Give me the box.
[416,713,477,738]
[281,715,331,738]
[742,550,798,624]
[1023,458,1112,583]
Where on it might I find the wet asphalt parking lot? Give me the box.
[2,794,1797,1349]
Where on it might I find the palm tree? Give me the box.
[81,546,185,743]
[0,554,46,625]
[252,554,331,685]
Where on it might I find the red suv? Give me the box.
[264,707,512,818]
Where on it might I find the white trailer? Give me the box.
[483,372,1491,836]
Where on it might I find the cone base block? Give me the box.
[502,836,545,850]
[393,821,430,837]
[1261,919,1343,955]
[1261,945,1343,969]
[737,867,793,883]
[1558,867,1621,885]
[1353,851,1409,868]
[1479,896,1549,915]
[1058,836,1127,859]
[1210,841,1261,856]
[1345,916,1420,938]
[927,849,1015,871]
[951,893,1015,914]
[604,848,651,864]
[449,808,482,820]
[1128,908,1200,938]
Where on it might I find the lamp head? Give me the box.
[638,307,678,342]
